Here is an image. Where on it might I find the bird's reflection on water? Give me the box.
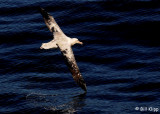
[26,92,86,113]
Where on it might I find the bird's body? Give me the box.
[39,8,87,91]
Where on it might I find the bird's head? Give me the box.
[71,38,83,46]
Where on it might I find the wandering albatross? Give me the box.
[39,8,87,91]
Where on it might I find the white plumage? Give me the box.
[39,8,87,91]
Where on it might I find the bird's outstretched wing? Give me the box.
[60,46,87,91]
[39,7,63,34]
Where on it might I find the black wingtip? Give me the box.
[79,79,87,92]
[38,7,43,11]
[39,7,50,19]
[82,84,87,92]
[38,7,44,14]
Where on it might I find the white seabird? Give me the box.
[39,8,87,91]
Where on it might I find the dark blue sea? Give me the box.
[0,0,160,114]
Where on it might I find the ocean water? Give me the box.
[0,0,160,113]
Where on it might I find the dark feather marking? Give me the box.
[57,44,87,91]
[39,7,50,20]
[63,55,87,91]
[39,7,61,33]
[62,50,67,55]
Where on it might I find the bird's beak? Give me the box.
[77,41,83,45]
[40,46,43,49]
